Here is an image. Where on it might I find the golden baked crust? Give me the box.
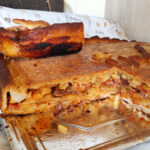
[13,19,50,29]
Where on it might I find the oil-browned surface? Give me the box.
[0,22,84,58]
[0,37,150,88]
[1,37,150,88]
[5,41,112,87]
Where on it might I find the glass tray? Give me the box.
[1,106,150,150]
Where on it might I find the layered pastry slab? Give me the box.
[0,40,118,115]
[1,37,150,124]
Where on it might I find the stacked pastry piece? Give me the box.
[0,19,84,58]
[0,19,150,125]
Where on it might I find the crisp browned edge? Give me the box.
[85,36,128,44]
[0,56,12,110]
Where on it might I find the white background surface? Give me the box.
[105,0,150,42]
[64,0,150,42]
[64,0,106,17]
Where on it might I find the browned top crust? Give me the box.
[0,22,84,58]
[4,43,112,88]
[87,37,150,85]
[1,37,150,92]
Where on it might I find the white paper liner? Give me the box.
[0,6,127,40]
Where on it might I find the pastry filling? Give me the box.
[5,72,120,114]
[4,71,150,120]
